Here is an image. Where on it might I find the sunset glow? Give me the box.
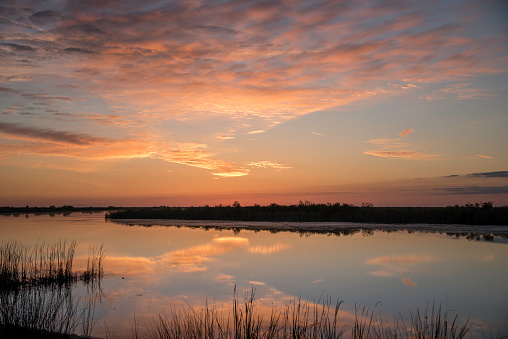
[1,0,507,206]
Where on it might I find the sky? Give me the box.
[1,0,507,207]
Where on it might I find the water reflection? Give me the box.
[0,212,507,337]
[366,254,441,288]
[161,237,250,272]
[100,237,291,276]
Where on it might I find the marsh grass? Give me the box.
[0,285,79,337]
[145,288,474,339]
[0,240,104,338]
[0,240,104,289]
[81,244,105,284]
[0,240,77,289]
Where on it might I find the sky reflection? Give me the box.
[1,213,506,337]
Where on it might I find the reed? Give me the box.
[0,284,96,338]
[0,240,103,289]
[81,244,105,283]
[0,240,77,288]
[0,240,104,338]
[145,289,474,339]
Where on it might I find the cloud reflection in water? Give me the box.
[366,254,440,287]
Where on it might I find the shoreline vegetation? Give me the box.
[0,205,116,216]
[0,240,104,338]
[106,201,508,226]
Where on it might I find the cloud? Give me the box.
[475,155,492,159]
[216,274,234,281]
[245,161,293,171]
[1,0,507,187]
[364,135,440,159]
[364,151,440,159]
[467,171,508,178]
[63,47,97,54]
[438,186,508,195]
[156,143,250,177]
[0,124,291,177]
[401,278,418,287]
[399,129,414,137]
[0,121,114,145]
[424,83,500,100]
[0,43,37,52]
[217,135,236,140]
[2,0,505,129]
[443,171,508,179]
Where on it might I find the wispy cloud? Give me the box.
[155,143,250,177]
[467,171,508,178]
[476,154,492,159]
[0,127,249,177]
[0,0,507,202]
[364,151,440,159]
[364,133,439,160]
[0,121,114,145]
[424,83,500,101]
[246,161,293,171]
[438,186,508,195]
[2,0,506,128]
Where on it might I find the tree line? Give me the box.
[106,201,508,225]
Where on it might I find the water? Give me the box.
[1,211,507,337]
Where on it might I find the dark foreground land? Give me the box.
[107,202,508,226]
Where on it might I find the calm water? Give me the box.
[1,212,507,337]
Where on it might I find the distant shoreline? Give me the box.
[0,206,116,215]
[105,203,508,226]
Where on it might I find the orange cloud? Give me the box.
[401,278,418,287]
[399,129,415,137]
[476,155,492,159]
